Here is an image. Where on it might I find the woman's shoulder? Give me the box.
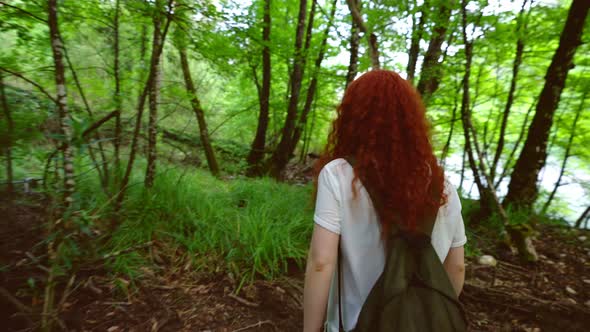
[319,158,351,176]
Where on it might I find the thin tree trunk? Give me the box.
[48,0,75,207]
[178,48,220,176]
[494,103,533,188]
[503,0,589,210]
[291,0,337,150]
[115,0,173,215]
[113,0,122,181]
[345,0,360,88]
[345,0,379,69]
[62,42,109,193]
[246,0,272,176]
[440,75,460,166]
[416,0,454,102]
[44,0,76,329]
[461,0,537,262]
[490,0,529,181]
[407,0,429,82]
[541,93,585,214]
[575,205,590,228]
[0,74,14,194]
[458,142,466,196]
[267,0,308,178]
[459,41,488,214]
[145,4,163,188]
[299,98,317,162]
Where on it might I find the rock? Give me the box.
[478,255,497,267]
[566,298,577,305]
[579,235,587,241]
[583,279,590,285]
[565,286,577,295]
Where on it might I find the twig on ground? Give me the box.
[231,320,276,332]
[228,293,260,308]
[0,286,32,314]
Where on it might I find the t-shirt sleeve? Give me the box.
[313,165,341,234]
[448,183,467,247]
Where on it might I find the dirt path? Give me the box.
[2,195,590,331]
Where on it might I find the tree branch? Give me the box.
[0,67,57,104]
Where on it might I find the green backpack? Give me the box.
[338,158,467,332]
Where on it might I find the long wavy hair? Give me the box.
[315,70,446,236]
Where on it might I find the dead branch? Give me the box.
[0,286,32,314]
[82,110,118,138]
[228,293,260,308]
[0,67,57,104]
[231,320,276,332]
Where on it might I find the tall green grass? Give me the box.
[74,158,315,282]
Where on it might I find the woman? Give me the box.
[303,70,466,332]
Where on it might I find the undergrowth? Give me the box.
[75,158,315,285]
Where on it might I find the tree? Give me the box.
[44,1,77,329]
[113,0,122,179]
[145,1,164,188]
[115,0,174,215]
[406,0,429,82]
[176,37,220,176]
[346,0,380,69]
[246,0,272,176]
[416,0,455,102]
[0,74,14,194]
[267,0,309,178]
[503,0,589,210]
[345,0,361,88]
[542,91,586,214]
[490,0,530,181]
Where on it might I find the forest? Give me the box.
[0,0,589,330]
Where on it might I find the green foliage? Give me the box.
[69,156,314,281]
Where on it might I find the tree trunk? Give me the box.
[63,41,110,193]
[416,0,454,102]
[503,0,589,210]
[291,0,337,149]
[178,48,220,176]
[145,4,163,188]
[490,0,529,181]
[575,206,590,228]
[440,75,460,166]
[406,0,429,82]
[246,0,272,176]
[345,0,360,88]
[0,74,14,194]
[345,0,380,69]
[48,0,75,207]
[44,1,76,330]
[115,0,173,215]
[541,92,585,214]
[459,39,490,216]
[494,100,535,188]
[113,0,122,180]
[267,0,308,178]
[461,0,537,262]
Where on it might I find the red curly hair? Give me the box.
[315,70,446,235]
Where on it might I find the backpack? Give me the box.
[338,157,467,332]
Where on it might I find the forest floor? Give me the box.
[2,194,590,332]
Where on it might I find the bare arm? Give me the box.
[303,224,340,332]
[443,246,465,296]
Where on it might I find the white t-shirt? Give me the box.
[313,158,467,332]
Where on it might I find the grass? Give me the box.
[72,157,315,283]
